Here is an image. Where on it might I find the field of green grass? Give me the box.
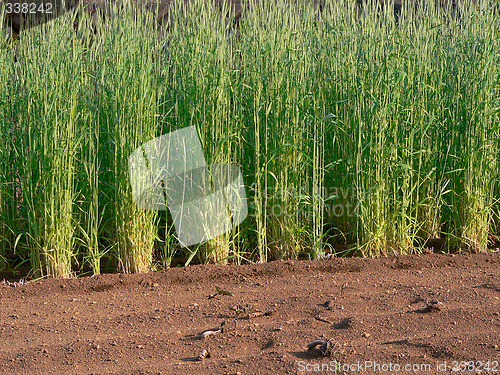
[0,0,499,278]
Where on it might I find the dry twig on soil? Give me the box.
[200,319,238,338]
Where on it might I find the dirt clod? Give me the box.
[334,317,353,329]
[319,299,334,310]
[220,319,237,333]
[307,339,337,357]
[425,300,445,312]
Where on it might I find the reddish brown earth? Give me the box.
[1,252,499,374]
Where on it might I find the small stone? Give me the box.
[197,349,210,361]
[362,333,371,338]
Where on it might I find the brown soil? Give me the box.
[1,252,499,374]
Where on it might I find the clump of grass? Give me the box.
[237,0,331,260]
[0,23,10,269]
[91,1,162,273]
[163,0,245,264]
[321,0,500,255]
[11,15,83,277]
[0,0,164,276]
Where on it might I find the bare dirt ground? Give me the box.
[0,252,499,374]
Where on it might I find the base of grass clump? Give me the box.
[198,234,231,265]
